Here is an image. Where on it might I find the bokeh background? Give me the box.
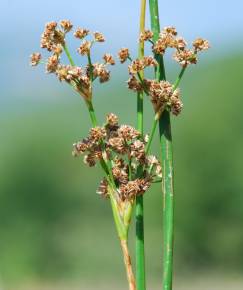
[1,0,243,289]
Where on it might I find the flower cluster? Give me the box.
[119,26,209,116]
[145,80,182,116]
[73,113,162,201]
[30,20,115,101]
[140,26,209,67]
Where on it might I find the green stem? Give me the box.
[63,43,75,66]
[136,1,146,290]
[173,67,186,90]
[149,1,174,290]
[145,117,158,154]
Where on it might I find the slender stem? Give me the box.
[121,239,136,290]
[173,67,186,90]
[145,117,158,154]
[63,43,75,66]
[149,1,174,290]
[136,1,146,290]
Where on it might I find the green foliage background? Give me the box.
[1,54,243,286]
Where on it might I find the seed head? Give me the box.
[77,40,91,55]
[193,38,210,52]
[103,53,115,65]
[128,59,145,74]
[30,52,41,66]
[94,31,105,42]
[139,30,154,42]
[46,54,59,73]
[74,28,89,39]
[60,20,73,32]
[127,76,143,92]
[106,113,119,126]
[173,49,197,67]
[118,48,130,63]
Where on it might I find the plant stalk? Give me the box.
[136,1,146,290]
[121,239,136,290]
[149,1,175,290]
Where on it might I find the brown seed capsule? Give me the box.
[30,52,41,66]
[77,40,91,55]
[193,38,210,52]
[74,28,89,39]
[60,20,73,32]
[94,31,105,42]
[106,113,119,126]
[139,30,154,42]
[118,48,130,63]
[103,53,115,65]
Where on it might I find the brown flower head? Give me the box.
[30,52,41,66]
[46,54,59,73]
[94,32,105,42]
[106,113,119,127]
[118,48,130,63]
[193,38,210,52]
[173,49,197,67]
[103,53,115,65]
[139,30,154,42]
[74,28,89,39]
[77,40,91,55]
[128,59,145,74]
[60,20,73,32]
[127,76,143,92]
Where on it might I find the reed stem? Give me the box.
[136,1,146,290]
[121,239,136,290]
[149,1,174,290]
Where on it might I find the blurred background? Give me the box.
[1,0,243,289]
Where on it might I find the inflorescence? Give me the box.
[30,20,114,101]
[30,21,209,201]
[73,113,162,202]
[118,26,209,117]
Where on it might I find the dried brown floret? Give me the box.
[60,20,73,32]
[112,167,129,184]
[175,37,187,50]
[162,26,177,36]
[173,49,197,67]
[153,38,167,55]
[74,28,89,39]
[97,178,109,198]
[118,48,130,63]
[52,44,63,55]
[106,113,119,126]
[103,53,115,65]
[127,76,143,92]
[30,52,41,66]
[46,54,59,73]
[128,59,145,74]
[109,137,126,154]
[77,40,91,55]
[118,125,140,141]
[142,56,158,67]
[89,127,106,142]
[94,32,105,42]
[130,140,145,160]
[93,63,110,83]
[84,154,96,167]
[193,38,210,52]
[139,30,154,42]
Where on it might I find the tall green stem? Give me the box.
[149,1,174,290]
[136,1,146,290]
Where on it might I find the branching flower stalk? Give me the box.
[30,13,209,289]
[30,20,167,290]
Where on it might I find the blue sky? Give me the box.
[1,0,242,105]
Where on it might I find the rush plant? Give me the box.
[30,3,209,289]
